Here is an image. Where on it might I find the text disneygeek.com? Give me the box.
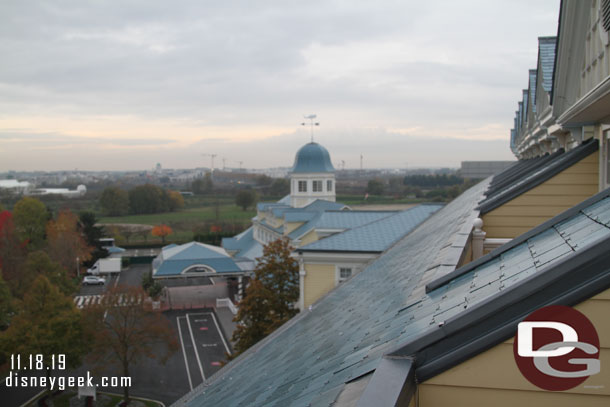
[5,371,132,391]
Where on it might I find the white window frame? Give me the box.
[336,266,353,285]
[327,180,333,192]
[312,180,323,192]
[298,180,307,192]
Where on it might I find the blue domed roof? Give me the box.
[291,142,335,173]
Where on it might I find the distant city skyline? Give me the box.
[0,1,559,171]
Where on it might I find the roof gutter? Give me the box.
[390,235,610,384]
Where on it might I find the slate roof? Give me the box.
[478,139,599,215]
[152,242,242,276]
[538,36,557,93]
[299,204,443,253]
[172,179,489,407]
[174,182,610,407]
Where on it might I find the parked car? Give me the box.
[83,276,106,285]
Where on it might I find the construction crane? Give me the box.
[202,153,217,172]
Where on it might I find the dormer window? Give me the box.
[312,180,323,192]
[298,180,307,192]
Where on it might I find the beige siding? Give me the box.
[482,152,599,238]
[416,287,610,407]
[299,230,319,247]
[303,263,335,307]
[284,222,305,235]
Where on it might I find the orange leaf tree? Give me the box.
[46,209,92,277]
[151,224,173,244]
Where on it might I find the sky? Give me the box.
[0,0,560,171]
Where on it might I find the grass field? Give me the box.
[97,194,423,244]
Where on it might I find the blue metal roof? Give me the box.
[173,180,489,407]
[303,199,346,212]
[222,227,263,261]
[538,36,556,93]
[288,210,394,240]
[528,69,537,114]
[299,204,443,253]
[291,142,335,173]
[175,183,610,407]
[153,242,241,276]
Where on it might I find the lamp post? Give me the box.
[76,256,80,278]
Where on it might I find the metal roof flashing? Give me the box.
[401,236,610,384]
[428,187,610,293]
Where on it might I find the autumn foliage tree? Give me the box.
[84,285,178,405]
[46,210,92,277]
[0,275,88,383]
[231,237,299,357]
[151,224,173,244]
[0,211,26,296]
[12,197,48,247]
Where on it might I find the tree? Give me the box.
[13,197,48,246]
[366,179,385,196]
[0,211,26,297]
[79,212,108,267]
[269,178,290,196]
[192,172,213,195]
[84,285,178,405]
[0,276,88,384]
[167,190,185,211]
[0,274,13,331]
[46,210,92,277]
[151,224,173,244]
[100,186,129,216]
[231,238,299,356]
[235,190,258,211]
[129,184,170,214]
[24,251,76,297]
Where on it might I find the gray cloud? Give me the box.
[0,0,558,170]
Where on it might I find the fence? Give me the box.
[216,298,238,315]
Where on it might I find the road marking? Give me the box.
[176,316,193,391]
[209,312,231,355]
[201,343,218,347]
[199,327,208,331]
[186,313,206,382]
[194,319,208,322]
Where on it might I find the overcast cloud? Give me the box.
[0,0,559,171]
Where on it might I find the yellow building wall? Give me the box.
[284,222,304,235]
[416,288,610,407]
[299,230,320,247]
[303,263,335,307]
[482,152,599,238]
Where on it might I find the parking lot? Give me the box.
[71,263,234,404]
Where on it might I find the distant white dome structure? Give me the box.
[77,184,87,196]
[289,142,336,208]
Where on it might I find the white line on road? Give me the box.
[177,316,194,391]
[209,312,231,355]
[186,313,206,382]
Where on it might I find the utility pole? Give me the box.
[360,154,363,171]
[301,114,319,143]
[222,157,226,170]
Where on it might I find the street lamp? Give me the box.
[76,257,80,278]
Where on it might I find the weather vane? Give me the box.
[301,114,319,143]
